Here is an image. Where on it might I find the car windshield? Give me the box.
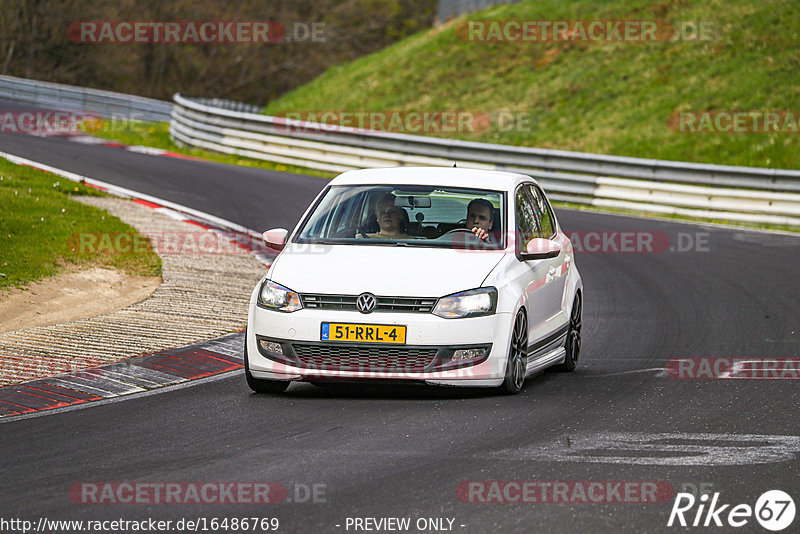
[295,185,505,249]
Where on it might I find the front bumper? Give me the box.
[246,304,512,387]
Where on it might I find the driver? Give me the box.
[465,198,494,242]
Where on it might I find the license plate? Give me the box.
[320,322,406,344]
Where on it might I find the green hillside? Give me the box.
[264,0,800,170]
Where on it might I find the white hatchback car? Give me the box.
[245,167,582,394]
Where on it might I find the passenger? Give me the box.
[366,193,410,239]
[465,198,495,242]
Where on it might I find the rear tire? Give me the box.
[500,310,528,395]
[244,330,291,394]
[554,293,582,372]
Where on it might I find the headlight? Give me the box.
[432,287,497,319]
[257,279,303,312]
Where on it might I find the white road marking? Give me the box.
[493,432,800,466]
[125,145,167,155]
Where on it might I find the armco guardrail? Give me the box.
[169,93,800,226]
[0,75,171,122]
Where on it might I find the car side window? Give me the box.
[515,186,540,252]
[525,184,555,238]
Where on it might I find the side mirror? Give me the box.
[262,228,289,251]
[521,238,561,260]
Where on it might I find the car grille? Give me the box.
[301,294,437,313]
[291,343,438,373]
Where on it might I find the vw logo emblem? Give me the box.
[356,292,377,314]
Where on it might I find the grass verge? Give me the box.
[0,158,162,290]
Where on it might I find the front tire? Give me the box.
[244,330,290,394]
[554,293,582,372]
[500,310,528,394]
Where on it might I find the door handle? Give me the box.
[548,267,557,276]
[565,255,571,263]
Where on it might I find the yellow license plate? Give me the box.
[320,322,406,344]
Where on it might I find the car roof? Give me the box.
[329,167,536,191]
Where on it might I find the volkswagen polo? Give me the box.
[245,167,582,394]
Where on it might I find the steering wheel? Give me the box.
[442,227,486,241]
[442,227,492,244]
[443,228,477,235]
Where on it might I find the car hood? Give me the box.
[269,243,506,297]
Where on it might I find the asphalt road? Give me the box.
[1,120,799,533]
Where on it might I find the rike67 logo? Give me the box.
[668,490,795,531]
